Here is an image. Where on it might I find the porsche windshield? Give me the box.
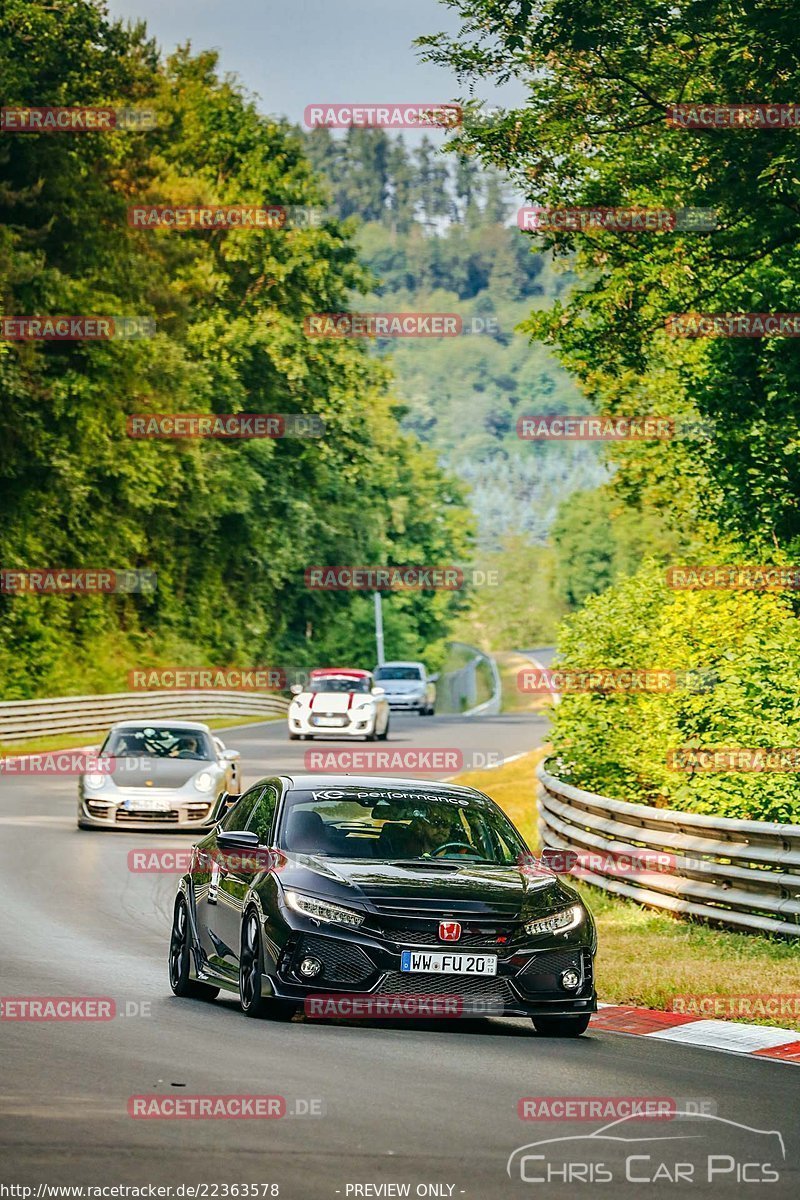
[103,727,213,760]
[308,676,371,694]
[279,787,526,863]
[374,666,423,681]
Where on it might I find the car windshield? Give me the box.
[278,786,526,864]
[308,676,371,694]
[102,727,213,760]
[374,666,423,681]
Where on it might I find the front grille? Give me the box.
[86,802,111,818]
[377,971,513,1006]
[516,947,592,997]
[115,808,179,823]
[385,924,514,948]
[368,895,519,918]
[295,935,375,986]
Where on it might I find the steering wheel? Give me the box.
[430,841,475,857]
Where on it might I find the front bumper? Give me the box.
[384,695,426,711]
[259,910,596,1018]
[78,793,217,831]
[288,710,378,737]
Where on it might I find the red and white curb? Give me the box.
[592,1004,800,1064]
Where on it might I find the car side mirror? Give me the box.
[428,673,439,683]
[218,830,260,850]
[290,683,304,695]
[372,686,385,695]
[220,749,240,762]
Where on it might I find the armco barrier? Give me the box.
[439,642,502,717]
[537,758,800,937]
[0,690,288,743]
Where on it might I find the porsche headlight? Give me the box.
[284,889,364,928]
[524,904,583,937]
[193,771,214,793]
[84,772,107,790]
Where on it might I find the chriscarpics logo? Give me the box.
[507,1111,785,1185]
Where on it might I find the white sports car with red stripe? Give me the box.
[288,668,391,741]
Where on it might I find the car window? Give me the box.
[308,676,371,693]
[374,666,423,681]
[104,726,213,760]
[244,783,280,844]
[219,785,264,831]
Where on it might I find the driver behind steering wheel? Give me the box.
[411,806,473,857]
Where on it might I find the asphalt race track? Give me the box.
[2,711,799,1198]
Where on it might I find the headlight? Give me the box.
[284,889,364,928]
[84,772,107,790]
[353,700,375,709]
[524,904,583,937]
[193,771,214,793]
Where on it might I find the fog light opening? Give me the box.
[560,968,581,991]
[299,957,322,979]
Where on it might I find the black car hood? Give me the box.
[108,758,212,788]
[277,855,578,918]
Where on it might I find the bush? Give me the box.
[549,561,800,822]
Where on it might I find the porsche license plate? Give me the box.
[123,797,172,812]
[400,951,497,976]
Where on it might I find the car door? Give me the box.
[194,784,265,979]
[216,780,281,969]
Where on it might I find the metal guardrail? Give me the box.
[438,642,501,716]
[0,690,288,743]
[537,758,800,938]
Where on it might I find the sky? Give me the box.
[105,0,524,134]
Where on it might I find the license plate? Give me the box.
[315,716,346,727]
[123,797,172,812]
[400,951,497,976]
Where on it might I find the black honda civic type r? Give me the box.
[169,774,597,1035]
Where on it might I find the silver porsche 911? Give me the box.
[77,720,241,831]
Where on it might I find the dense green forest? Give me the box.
[0,0,476,698]
[422,0,800,818]
[302,127,606,554]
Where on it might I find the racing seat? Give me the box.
[286,809,330,853]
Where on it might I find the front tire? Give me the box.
[378,717,390,741]
[169,896,219,1000]
[239,910,295,1021]
[531,1013,591,1037]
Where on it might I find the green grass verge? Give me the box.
[454,749,800,1032]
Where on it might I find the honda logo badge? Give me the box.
[438,921,461,941]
